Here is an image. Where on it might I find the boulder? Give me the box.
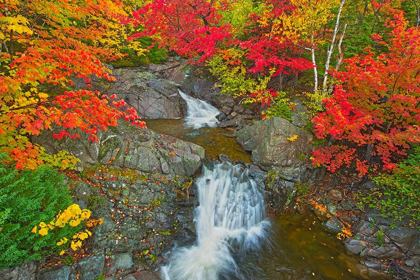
[237,117,324,182]
[34,120,205,176]
[37,266,75,280]
[0,261,37,280]
[75,67,187,120]
[75,254,105,280]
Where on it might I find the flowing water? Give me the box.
[161,162,270,280]
[178,89,220,129]
[147,91,364,280]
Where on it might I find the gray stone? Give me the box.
[345,239,368,255]
[328,189,342,201]
[104,253,134,275]
[385,227,418,246]
[327,204,337,215]
[341,200,353,211]
[75,253,105,280]
[37,265,75,280]
[324,216,343,233]
[405,259,415,267]
[34,121,205,177]
[237,117,323,183]
[0,261,37,280]
[123,271,161,280]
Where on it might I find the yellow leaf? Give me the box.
[287,135,299,142]
[31,226,37,234]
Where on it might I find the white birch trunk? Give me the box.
[323,0,346,93]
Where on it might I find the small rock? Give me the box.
[324,216,343,233]
[328,189,342,201]
[37,265,75,280]
[104,253,134,275]
[314,207,329,222]
[346,239,368,255]
[327,204,337,215]
[219,154,231,162]
[75,253,105,280]
[123,271,161,280]
[341,200,353,211]
[405,259,415,267]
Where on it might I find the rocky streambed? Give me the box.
[2,60,420,280]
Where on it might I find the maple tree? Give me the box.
[0,0,146,169]
[311,9,420,176]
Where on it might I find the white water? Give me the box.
[162,161,270,280]
[178,89,220,129]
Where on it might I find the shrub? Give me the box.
[0,159,81,269]
[360,146,420,229]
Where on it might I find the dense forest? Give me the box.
[0,0,419,278]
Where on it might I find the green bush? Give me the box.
[262,93,293,121]
[0,159,80,269]
[362,146,420,229]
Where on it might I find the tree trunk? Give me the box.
[323,0,346,93]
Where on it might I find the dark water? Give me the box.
[145,119,251,163]
[146,119,365,280]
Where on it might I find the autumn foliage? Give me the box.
[312,10,420,176]
[0,0,145,169]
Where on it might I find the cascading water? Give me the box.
[178,89,220,129]
[161,161,270,280]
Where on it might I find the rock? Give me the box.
[123,271,161,280]
[328,189,342,201]
[345,239,368,255]
[405,259,415,267]
[363,244,403,258]
[75,253,105,280]
[341,200,353,211]
[104,253,134,275]
[314,207,329,222]
[0,261,37,280]
[34,120,205,176]
[103,69,186,119]
[385,227,418,246]
[219,154,231,162]
[37,265,75,280]
[324,216,343,233]
[216,113,226,121]
[327,204,337,215]
[237,117,324,183]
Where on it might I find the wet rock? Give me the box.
[35,121,205,176]
[0,261,37,280]
[405,259,415,267]
[123,271,161,280]
[75,253,105,280]
[314,207,329,222]
[327,204,337,215]
[83,68,187,119]
[324,216,343,233]
[328,189,342,201]
[37,265,75,280]
[219,154,231,162]
[341,200,353,211]
[363,244,402,259]
[237,117,324,183]
[216,113,226,121]
[345,239,368,255]
[104,253,134,275]
[385,227,418,245]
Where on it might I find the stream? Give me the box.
[145,91,365,280]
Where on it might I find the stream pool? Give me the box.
[146,119,365,279]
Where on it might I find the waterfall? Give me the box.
[161,161,270,280]
[178,89,220,129]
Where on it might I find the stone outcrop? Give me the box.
[75,66,187,120]
[237,117,324,183]
[34,120,205,177]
